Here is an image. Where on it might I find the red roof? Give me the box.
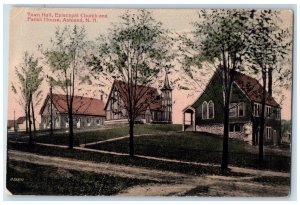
[105,80,162,113]
[16,116,26,124]
[234,72,280,107]
[40,94,105,116]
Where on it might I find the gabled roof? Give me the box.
[40,94,106,117]
[104,80,162,113]
[234,72,280,107]
[190,70,280,109]
[16,116,26,124]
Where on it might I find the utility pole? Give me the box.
[50,86,53,137]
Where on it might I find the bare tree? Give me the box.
[11,52,43,143]
[87,10,174,157]
[42,25,89,149]
[246,9,292,162]
[178,9,251,170]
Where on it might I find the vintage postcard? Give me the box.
[6,7,293,197]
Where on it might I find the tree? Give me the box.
[42,25,88,149]
[178,9,250,169]
[11,52,43,143]
[246,9,291,162]
[87,10,174,157]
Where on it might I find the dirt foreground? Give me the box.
[8,150,290,197]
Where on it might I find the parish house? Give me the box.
[183,70,281,145]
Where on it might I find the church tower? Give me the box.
[161,71,173,123]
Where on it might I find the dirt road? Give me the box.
[8,150,290,197]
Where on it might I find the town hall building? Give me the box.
[40,94,106,130]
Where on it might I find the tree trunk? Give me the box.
[31,97,36,135]
[68,111,74,149]
[25,106,28,134]
[268,67,273,97]
[221,92,230,170]
[50,86,53,137]
[259,69,267,163]
[28,96,33,145]
[129,119,134,157]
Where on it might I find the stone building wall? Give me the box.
[195,122,253,144]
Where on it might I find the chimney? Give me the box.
[101,94,103,101]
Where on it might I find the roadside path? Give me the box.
[8,149,290,196]
[8,150,187,183]
[79,134,154,147]
[9,140,290,178]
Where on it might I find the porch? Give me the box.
[182,106,196,132]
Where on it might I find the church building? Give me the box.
[104,73,173,125]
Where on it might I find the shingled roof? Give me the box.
[40,94,106,117]
[234,72,280,107]
[105,80,162,113]
[189,70,280,110]
[16,116,26,124]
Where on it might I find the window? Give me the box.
[208,101,214,119]
[55,117,59,128]
[253,103,261,117]
[96,119,100,126]
[274,108,281,120]
[229,124,242,132]
[266,127,272,140]
[87,118,91,126]
[202,101,208,119]
[238,103,245,117]
[266,106,272,118]
[230,102,245,118]
[229,103,237,117]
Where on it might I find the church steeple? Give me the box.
[162,71,172,91]
[161,71,172,123]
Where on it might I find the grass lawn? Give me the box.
[88,132,246,162]
[9,124,290,172]
[12,124,182,146]
[7,160,156,195]
[8,143,250,177]
[86,132,290,172]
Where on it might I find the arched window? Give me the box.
[202,101,208,119]
[208,101,214,119]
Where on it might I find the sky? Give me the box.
[8,7,293,124]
